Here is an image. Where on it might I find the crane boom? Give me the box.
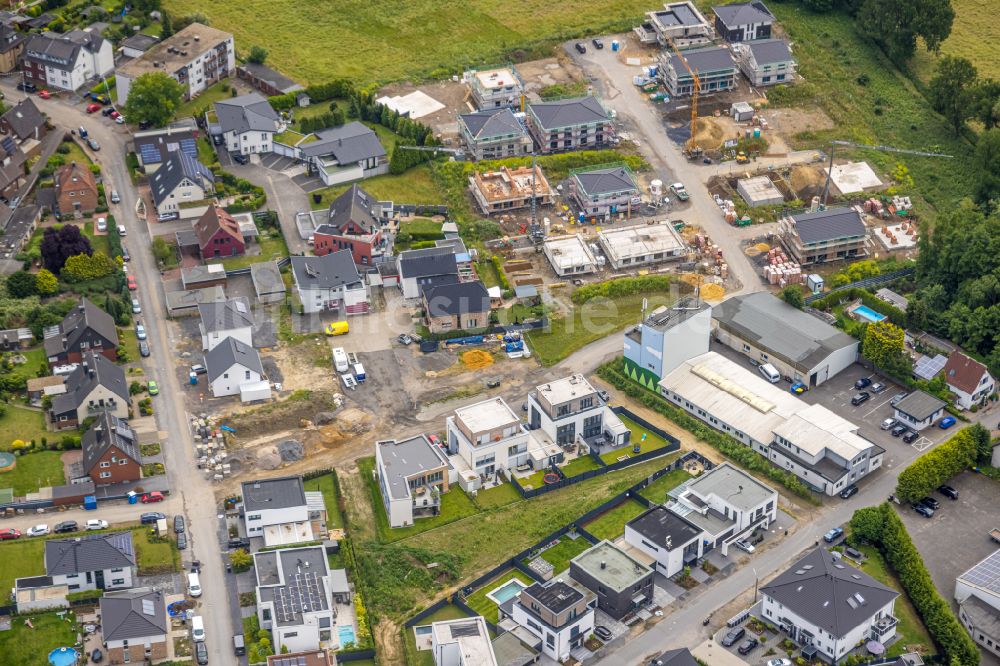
[396,145,466,159]
[821,140,952,204]
[666,38,700,152]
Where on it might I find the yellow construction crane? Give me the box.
[666,37,701,156]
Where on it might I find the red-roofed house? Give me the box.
[943,352,995,410]
[193,205,245,260]
[312,184,384,266]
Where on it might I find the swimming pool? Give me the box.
[48,647,78,666]
[337,625,357,647]
[853,305,887,323]
[486,578,527,605]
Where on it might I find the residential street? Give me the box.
[6,82,237,663]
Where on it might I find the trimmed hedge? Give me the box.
[895,427,978,502]
[850,504,979,665]
[491,255,510,291]
[572,276,671,304]
[598,359,818,503]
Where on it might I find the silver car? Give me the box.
[132,298,141,314]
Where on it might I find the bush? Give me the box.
[230,548,253,573]
[572,276,671,304]
[67,589,102,603]
[895,427,978,502]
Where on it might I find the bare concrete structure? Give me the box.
[469,165,555,216]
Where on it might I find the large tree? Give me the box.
[246,46,268,65]
[928,56,979,134]
[40,225,92,274]
[5,271,37,298]
[122,72,185,129]
[973,128,1000,208]
[862,320,908,374]
[858,0,954,63]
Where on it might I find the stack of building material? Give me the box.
[762,248,802,286]
[864,198,884,215]
[891,195,913,211]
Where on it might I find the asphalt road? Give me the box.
[7,83,237,662]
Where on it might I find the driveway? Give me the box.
[223,160,311,255]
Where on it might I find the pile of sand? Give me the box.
[691,117,726,151]
[790,165,823,195]
[701,283,726,301]
[678,273,702,287]
[461,350,494,370]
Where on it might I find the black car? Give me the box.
[592,38,604,49]
[101,106,114,117]
[902,430,918,444]
[212,134,224,146]
[913,503,934,518]
[485,377,501,388]
[721,627,745,647]
[938,484,959,500]
[138,120,152,130]
[91,648,103,663]
[54,521,78,534]
[121,244,130,262]
[851,392,870,406]
[737,637,759,655]
[176,532,188,550]
[228,537,251,550]
[574,42,587,54]
[232,153,250,165]
[139,340,150,357]
[919,496,940,510]
[174,515,186,533]
[594,626,612,641]
[140,512,166,525]
[839,484,859,499]
[195,640,208,665]
[890,424,907,437]
[17,81,37,93]
[855,377,872,389]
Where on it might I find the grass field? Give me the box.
[638,468,691,505]
[1,347,46,386]
[162,0,652,84]
[0,611,78,666]
[2,451,66,496]
[310,165,442,210]
[473,481,522,509]
[600,414,675,464]
[175,81,235,120]
[583,499,647,541]
[526,534,592,575]
[910,0,1000,82]
[220,234,289,270]
[855,544,934,657]
[0,405,49,452]
[560,455,602,478]
[304,473,345,529]
[464,568,535,624]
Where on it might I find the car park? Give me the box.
[737,638,759,655]
[141,491,164,503]
[720,627,745,647]
[880,418,897,430]
[0,528,21,540]
[871,382,886,393]
[139,340,150,357]
[27,524,50,537]
[938,485,959,500]
[174,515,185,533]
[594,626,612,641]
[575,42,587,53]
[902,430,918,444]
[147,380,159,396]
[54,521,78,534]
[86,519,108,530]
[938,416,956,429]
[734,539,755,553]
[140,512,165,524]
[890,391,908,405]
[854,377,872,389]
[890,424,907,437]
[823,527,844,543]
[919,497,940,510]
[86,103,101,113]
[851,392,870,406]
[913,503,934,518]
[839,484,859,499]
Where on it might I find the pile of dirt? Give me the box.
[691,117,726,151]
[701,283,726,301]
[678,273,702,288]
[790,165,824,199]
[313,411,339,426]
[277,440,305,462]
[460,350,494,370]
[256,449,282,470]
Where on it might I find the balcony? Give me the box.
[870,615,898,639]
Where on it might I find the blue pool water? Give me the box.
[338,625,357,647]
[48,648,78,666]
[488,579,527,605]
[854,305,887,323]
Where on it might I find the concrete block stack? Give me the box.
[763,248,802,286]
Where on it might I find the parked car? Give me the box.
[212,134,224,146]
[938,485,959,500]
[27,524,50,537]
[86,519,108,531]
[851,392,870,406]
[147,380,159,396]
[232,153,249,165]
[594,626,612,641]
[890,424,908,437]
[177,532,188,550]
[138,120,151,130]
[78,126,88,138]
[118,224,127,237]
[790,382,808,394]
[140,512,165,524]
[0,528,21,540]
[720,627,745,647]
[854,377,872,389]
[115,115,125,124]
[127,275,137,290]
[880,418,898,430]
[397,333,413,345]
[597,389,610,403]
[86,103,101,113]
[139,340,150,357]
[575,42,587,54]
[227,537,250,550]
[938,416,956,429]
[823,527,844,543]
[734,539,755,553]
[135,323,146,340]
[191,364,207,375]
[870,382,887,393]
[87,138,100,151]
[195,640,208,665]
[141,491,165,503]
[110,190,120,203]
[919,496,940,510]
[17,81,38,93]
[110,110,121,120]
[737,638,759,655]
[767,660,792,666]
[91,648,103,663]
[485,377,501,388]
[174,515,185,533]
[121,245,130,262]
[913,503,934,518]
[54,521,78,534]
[839,484,859,499]
[890,391,908,405]
[102,106,114,117]
[592,38,604,49]
[132,298,141,314]
[902,430,918,444]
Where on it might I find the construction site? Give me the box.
[469,165,556,216]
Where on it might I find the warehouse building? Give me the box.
[712,292,858,386]
[598,223,686,270]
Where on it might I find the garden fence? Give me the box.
[803,268,914,304]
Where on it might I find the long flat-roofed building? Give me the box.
[570,540,654,619]
[469,165,555,216]
[598,222,686,269]
[543,235,598,277]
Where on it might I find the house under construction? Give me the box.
[469,165,555,216]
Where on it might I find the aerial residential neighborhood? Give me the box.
[0,0,996,665]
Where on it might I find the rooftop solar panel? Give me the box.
[959,549,1000,595]
[179,138,198,157]
[139,143,162,164]
[913,354,947,380]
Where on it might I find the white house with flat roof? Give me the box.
[526,374,629,449]
[598,223,686,270]
[543,235,598,277]
[464,65,524,110]
[375,435,455,528]
[241,476,327,546]
[955,548,1000,660]
[446,397,529,479]
[624,299,713,387]
[431,615,499,666]
[569,540,654,619]
[255,546,340,652]
[624,505,704,577]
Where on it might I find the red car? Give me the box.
[141,492,164,504]
[0,528,21,540]
[110,110,121,119]
[86,103,101,113]
[38,90,51,99]
[127,275,137,291]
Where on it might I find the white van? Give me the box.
[188,572,202,597]
[758,363,781,383]
[191,615,205,641]
[332,347,349,373]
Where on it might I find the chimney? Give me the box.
[600,561,606,570]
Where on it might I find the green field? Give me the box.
[525,534,592,575]
[310,165,442,210]
[464,568,535,624]
[162,0,652,83]
[473,481,522,509]
[910,0,1000,82]
[583,499,647,541]
[560,455,602,478]
[2,451,66,496]
[220,234,290,270]
[0,611,78,666]
[0,404,49,452]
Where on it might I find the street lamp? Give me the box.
[752,567,759,603]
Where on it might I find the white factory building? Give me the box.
[597,223,686,270]
[543,235,599,277]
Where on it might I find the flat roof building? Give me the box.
[375,435,453,528]
[431,615,499,666]
[543,235,598,277]
[570,540,654,619]
[737,175,784,207]
[598,222,686,269]
[624,300,713,386]
[465,65,524,110]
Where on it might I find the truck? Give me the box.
[670,183,689,201]
[332,347,349,373]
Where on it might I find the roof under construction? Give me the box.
[470,165,554,203]
[598,223,685,264]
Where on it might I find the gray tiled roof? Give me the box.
[205,336,263,383]
[100,588,167,641]
[1,98,44,141]
[119,33,157,52]
[241,476,307,512]
[713,1,774,28]
[399,247,457,280]
[745,38,793,65]
[653,648,699,666]
[290,250,362,291]
[893,390,946,421]
[299,121,386,163]
[423,281,491,316]
[238,61,302,94]
[199,298,254,334]
[791,207,866,245]
[326,183,380,234]
[81,412,140,474]
[45,532,136,575]
[459,108,526,140]
[150,150,214,207]
[574,166,638,196]
[214,93,279,135]
[43,298,119,357]
[669,46,736,74]
[528,96,609,131]
[760,548,898,639]
[51,352,129,416]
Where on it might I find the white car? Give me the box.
[734,539,755,554]
[880,418,897,430]
[96,217,107,232]
[27,524,49,537]
[767,660,792,666]
[86,519,108,531]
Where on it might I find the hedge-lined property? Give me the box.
[849,504,980,665]
[571,275,672,304]
[894,426,982,502]
[598,359,818,503]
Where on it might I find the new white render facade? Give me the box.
[255,547,337,653]
[509,581,596,662]
[446,397,529,477]
[241,476,326,546]
[623,300,712,384]
[527,374,629,448]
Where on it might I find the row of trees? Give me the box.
[928,56,1000,135]
[894,424,991,501]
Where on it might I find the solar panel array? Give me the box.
[139,143,163,164]
[913,354,947,381]
[1,136,16,156]
[272,570,327,624]
[271,657,308,666]
[179,138,198,157]
[961,550,1000,594]
[449,622,481,639]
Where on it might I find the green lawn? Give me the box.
[310,165,442,210]
[196,137,218,167]
[527,291,675,366]
[175,81,237,120]
[600,414,674,464]
[221,234,290,270]
[134,526,181,575]
[560,455,602,478]
[404,604,474,666]
[638,468,691,505]
[518,468,552,491]
[464,568,535,624]
[473,481,522,509]
[1,451,66,496]
[856,544,934,658]
[304,473,345,529]
[525,534,592,575]
[0,611,78,666]
[0,404,49,452]
[476,259,502,289]
[81,219,111,256]
[399,217,443,237]
[62,140,90,166]
[1,347,47,386]
[583,499,647,541]
[119,328,140,365]
[360,457,481,542]
[496,303,547,326]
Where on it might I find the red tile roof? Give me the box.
[193,205,242,250]
[942,352,989,394]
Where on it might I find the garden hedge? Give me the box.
[810,286,906,327]
[850,504,980,665]
[894,427,978,502]
[572,275,672,304]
